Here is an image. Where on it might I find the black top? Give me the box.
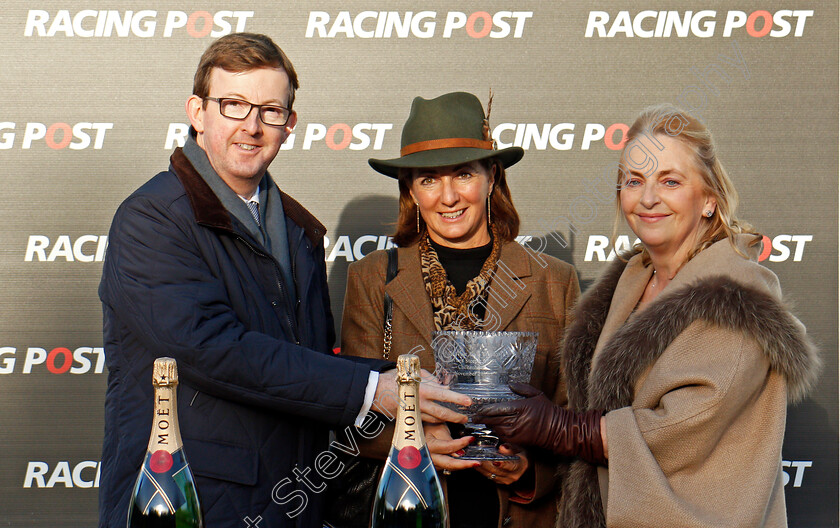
[429,237,493,296]
[429,236,499,526]
[446,467,501,528]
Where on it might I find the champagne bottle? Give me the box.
[127,357,203,528]
[371,354,447,528]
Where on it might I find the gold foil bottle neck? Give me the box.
[396,354,421,383]
[152,357,179,386]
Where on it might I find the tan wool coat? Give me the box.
[341,240,580,528]
[560,236,820,528]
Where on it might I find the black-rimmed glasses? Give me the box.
[204,97,292,126]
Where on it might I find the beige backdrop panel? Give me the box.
[0,1,836,526]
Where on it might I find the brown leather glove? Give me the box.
[474,383,607,466]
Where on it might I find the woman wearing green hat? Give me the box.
[339,92,580,528]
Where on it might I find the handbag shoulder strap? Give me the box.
[382,247,398,359]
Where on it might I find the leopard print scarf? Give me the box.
[418,226,502,331]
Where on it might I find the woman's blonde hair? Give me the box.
[613,104,760,264]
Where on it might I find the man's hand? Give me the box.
[425,423,479,472]
[372,368,471,423]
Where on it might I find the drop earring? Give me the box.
[416,203,421,232]
[487,187,493,225]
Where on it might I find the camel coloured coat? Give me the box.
[560,236,820,528]
[342,240,580,528]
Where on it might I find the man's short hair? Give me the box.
[193,32,299,109]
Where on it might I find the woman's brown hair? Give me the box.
[392,157,520,247]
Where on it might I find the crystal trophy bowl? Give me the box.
[431,330,538,461]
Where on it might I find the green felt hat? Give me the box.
[369,92,524,178]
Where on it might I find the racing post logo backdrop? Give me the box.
[0,1,837,526]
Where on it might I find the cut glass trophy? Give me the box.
[431,330,538,461]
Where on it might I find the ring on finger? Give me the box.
[490,473,496,480]
[442,469,451,476]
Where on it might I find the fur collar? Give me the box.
[563,251,820,412]
[558,249,820,528]
[562,254,628,413]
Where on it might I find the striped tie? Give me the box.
[247,200,260,226]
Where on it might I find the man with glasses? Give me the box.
[98,33,467,527]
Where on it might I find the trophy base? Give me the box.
[457,445,519,461]
[453,423,519,461]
